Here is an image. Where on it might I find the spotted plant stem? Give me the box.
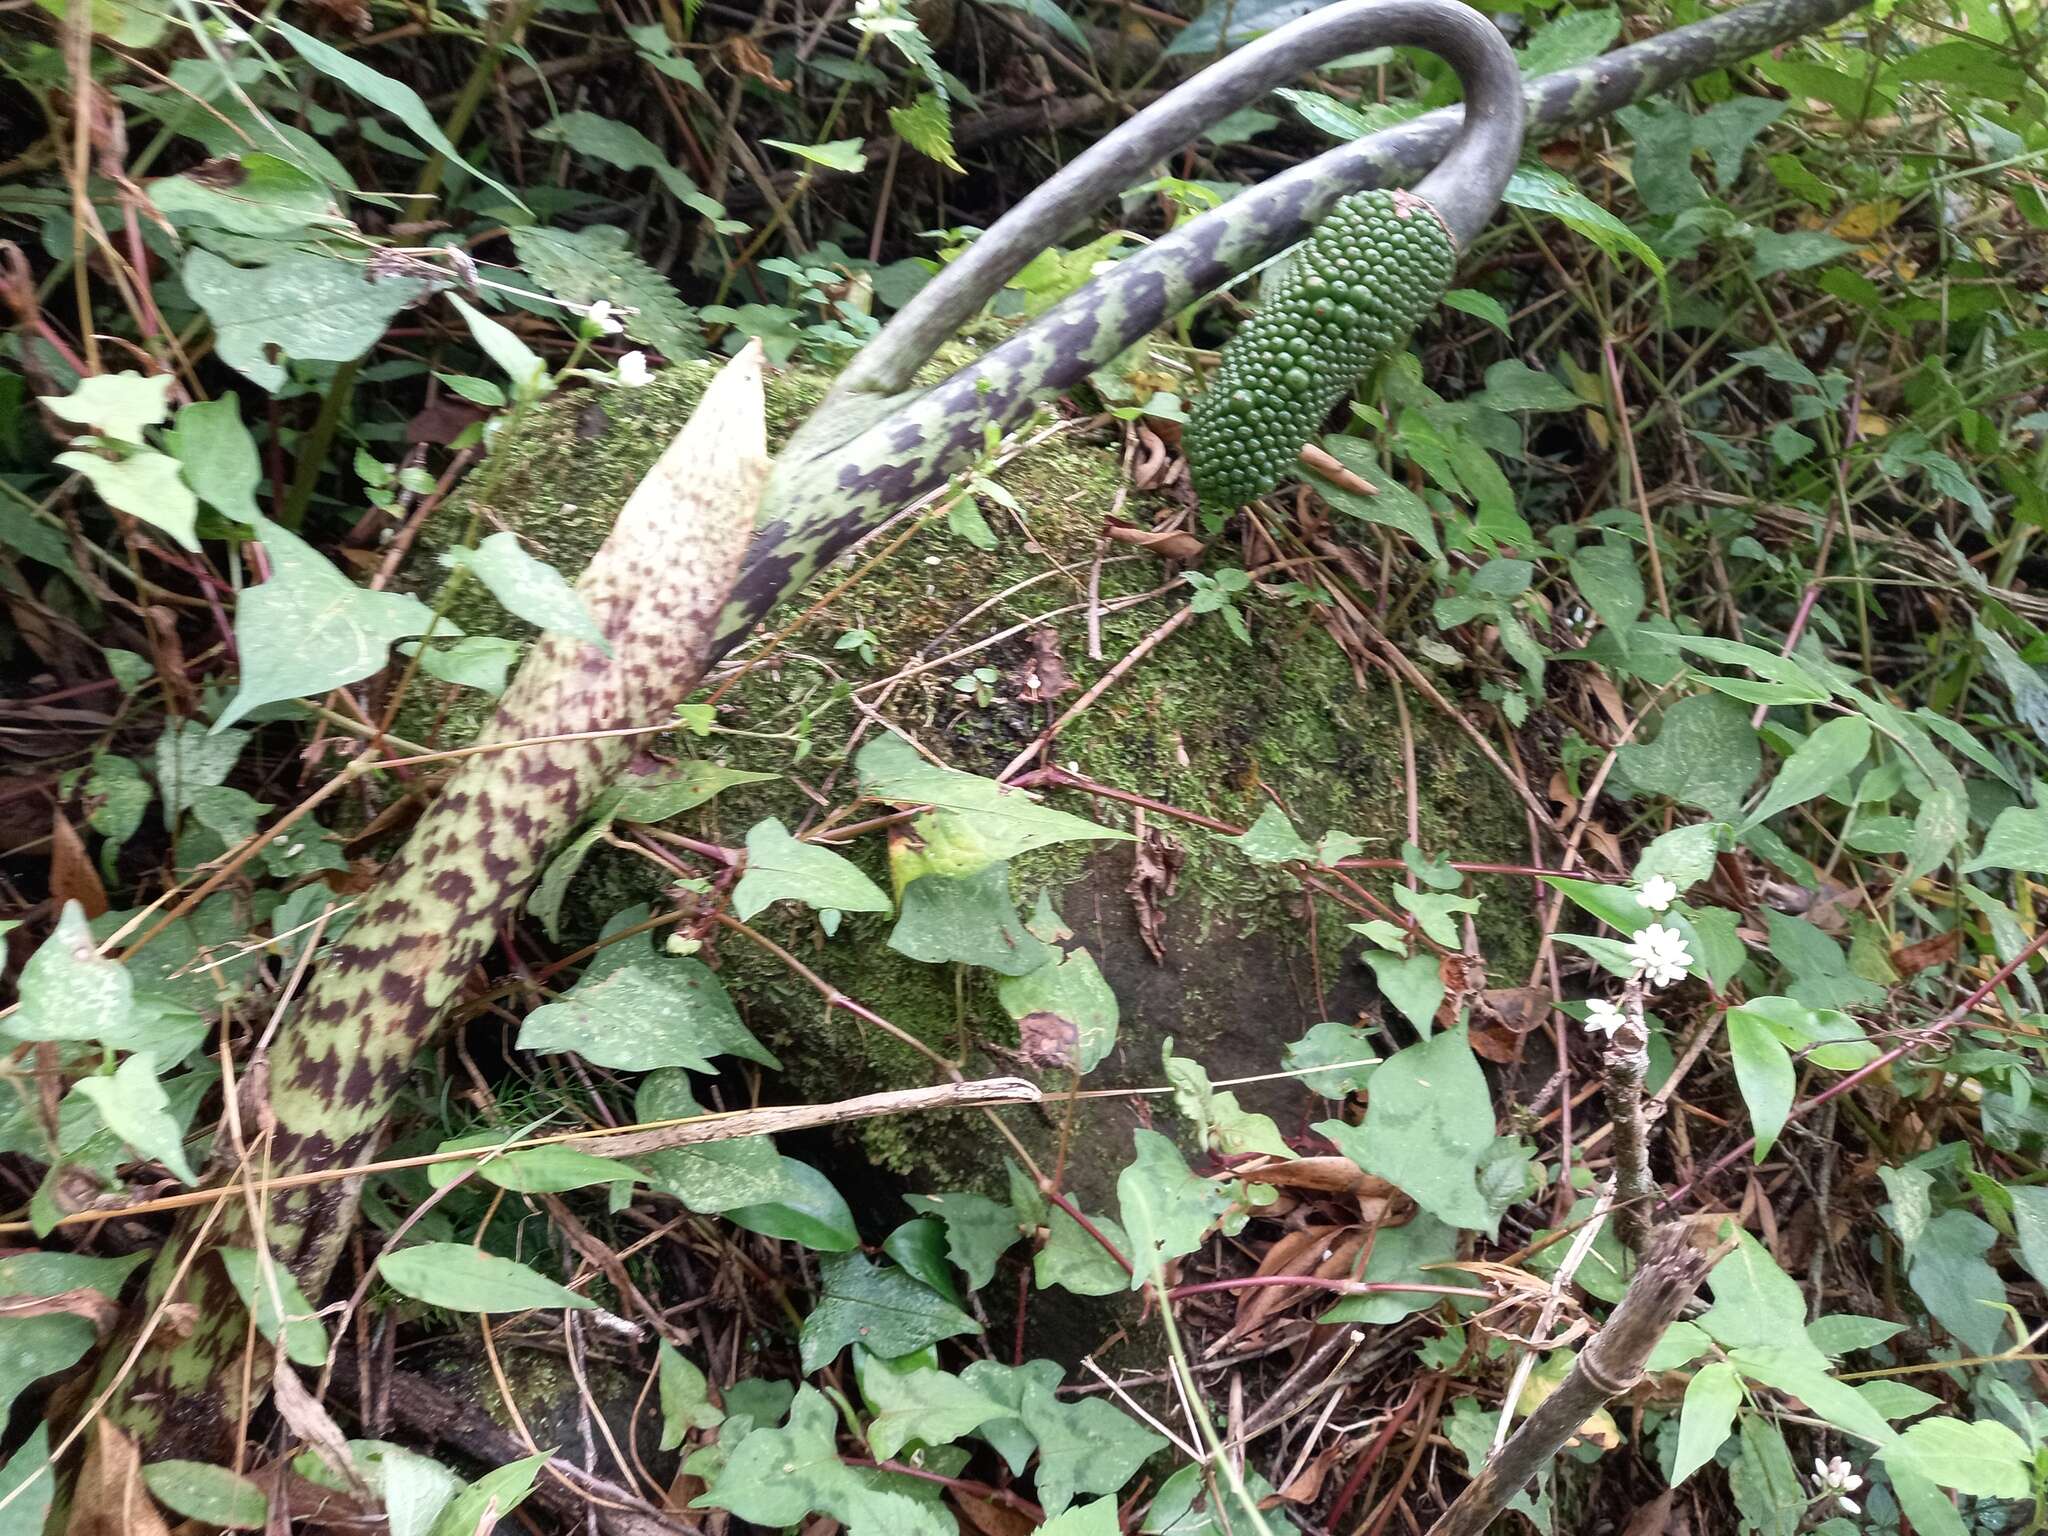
[718,0,1868,656]
[106,346,769,1457]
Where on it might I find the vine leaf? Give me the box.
[856,1349,1008,1460]
[73,1053,198,1184]
[1115,1128,1230,1284]
[1317,1025,1504,1234]
[734,818,891,921]
[215,519,437,731]
[903,1192,1021,1290]
[4,901,133,1046]
[55,447,198,551]
[169,395,263,524]
[40,371,174,442]
[444,532,605,649]
[183,250,434,393]
[857,736,1131,868]
[518,957,777,1073]
[796,1252,979,1373]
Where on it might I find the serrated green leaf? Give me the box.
[889,93,961,171]
[509,224,701,356]
[858,736,1129,866]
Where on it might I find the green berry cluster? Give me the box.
[1186,189,1456,509]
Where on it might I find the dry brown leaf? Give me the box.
[1239,1156,1394,1205]
[0,1285,121,1334]
[1127,822,1183,963]
[1621,1487,1685,1536]
[1893,928,1960,977]
[1130,423,1174,490]
[950,1493,1039,1536]
[50,809,109,918]
[1278,1438,1352,1504]
[1014,627,1077,705]
[1105,519,1203,562]
[1229,1224,1342,1341]
[273,1361,372,1496]
[67,1421,173,1536]
[725,35,790,91]
[1015,1011,1081,1071]
[1480,986,1550,1035]
[1299,441,1375,496]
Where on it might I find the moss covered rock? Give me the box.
[403,353,1534,1209]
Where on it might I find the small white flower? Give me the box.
[614,350,652,388]
[1625,923,1693,990]
[585,299,625,335]
[1811,1456,1862,1514]
[217,20,249,42]
[1583,998,1627,1039]
[1636,874,1678,913]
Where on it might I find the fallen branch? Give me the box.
[1423,1224,1716,1536]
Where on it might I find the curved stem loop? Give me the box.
[832,0,1521,406]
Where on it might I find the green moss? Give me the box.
[405,350,1534,1206]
